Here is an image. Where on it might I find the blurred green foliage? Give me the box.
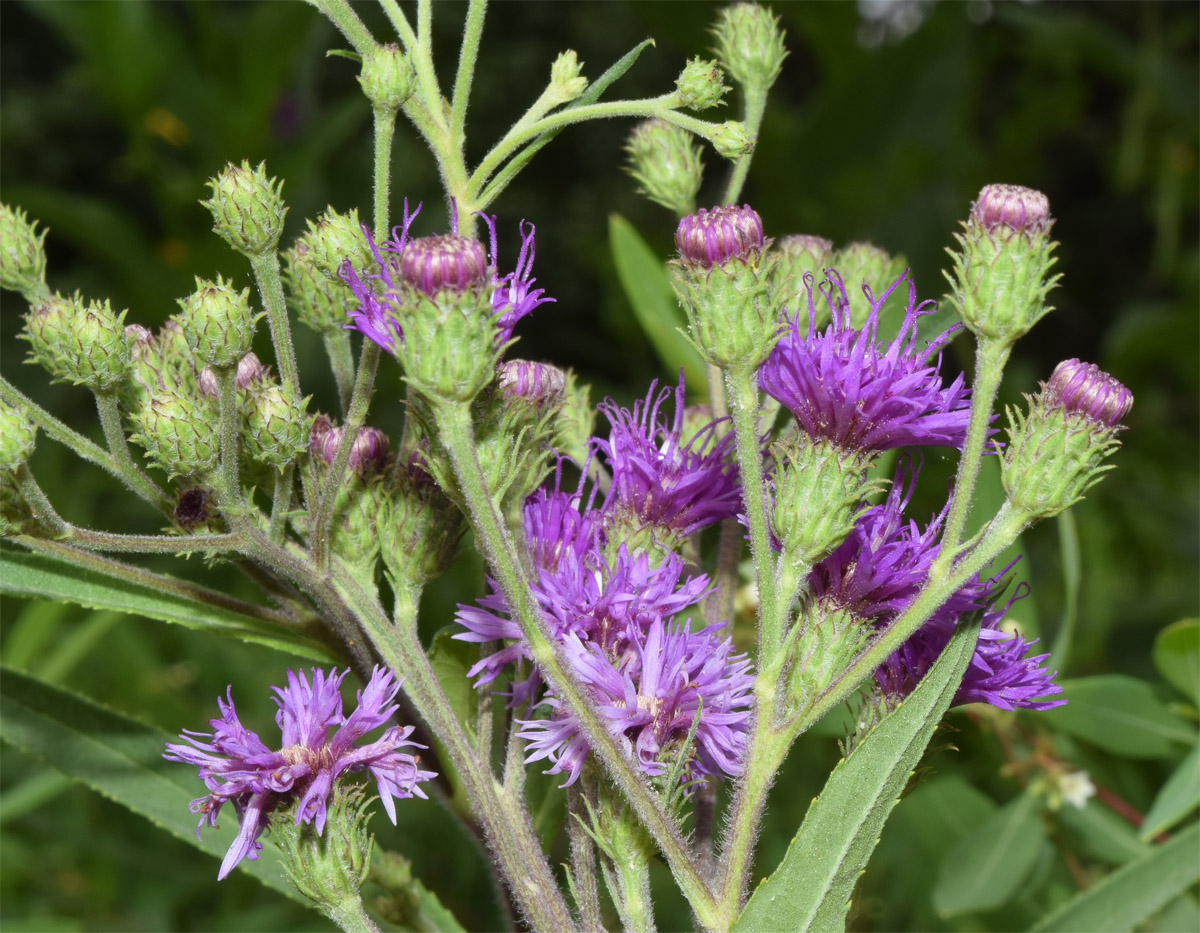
[1,1,1196,930]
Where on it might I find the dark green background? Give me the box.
[2,2,1196,930]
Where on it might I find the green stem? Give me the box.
[724,366,779,657]
[270,463,294,543]
[215,367,240,498]
[344,577,578,932]
[311,0,376,56]
[92,390,171,512]
[938,337,1010,559]
[721,81,769,207]
[13,464,68,537]
[432,398,719,927]
[566,785,603,932]
[249,251,302,399]
[1048,509,1080,673]
[372,107,398,241]
[312,342,381,567]
[379,0,418,49]
[321,895,381,933]
[323,331,356,416]
[611,831,656,933]
[413,0,447,135]
[450,0,487,146]
[60,527,238,555]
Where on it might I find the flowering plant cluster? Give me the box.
[4,4,1184,933]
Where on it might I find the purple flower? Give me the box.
[1043,358,1133,429]
[164,667,434,880]
[759,270,971,452]
[517,619,754,786]
[594,375,741,538]
[338,200,554,355]
[674,205,765,269]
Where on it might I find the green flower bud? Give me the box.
[549,50,589,104]
[552,369,595,466]
[271,784,373,919]
[0,473,32,538]
[676,57,729,111]
[122,319,203,412]
[202,160,288,256]
[833,241,908,328]
[710,120,754,161]
[241,384,309,469]
[773,234,834,329]
[131,388,220,479]
[770,434,880,571]
[1,204,48,298]
[380,453,464,587]
[712,3,788,91]
[358,43,415,112]
[23,293,131,391]
[670,205,779,368]
[1001,360,1132,519]
[177,275,259,369]
[284,208,373,334]
[787,604,873,712]
[331,476,387,572]
[0,400,37,473]
[944,183,1059,346]
[625,119,704,216]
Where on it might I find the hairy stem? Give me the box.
[93,390,171,511]
[269,463,294,543]
[324,331,356,416]
[215,366,240,498]
[372,107,398,241]
[249,251,302,399]
[450,0,487,147]
[721,81,769,207]
[311,0,376,56]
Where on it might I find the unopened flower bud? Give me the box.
[399,235,489,297]
[712,3,788,91]
[284,208,374,334]
[198,352,268,399]
[773,234,834,324]
[625,119,704,216]
[380,454,463,586]
[202,161,288,256]
[1,205,48,298]
[358,43,415,113]
[331,477,388,570]
[671,205,777,367]
[553,369,595,465]
[498,359,567,409]
[242,385,309,469]
[676,57,729,111]
[549,50,588,104]
[308,415,391,476]
[710,120,754,161]
[833,241,908,328]
[132,388,220,479]
[1001,361,1132,518]
[946,183,1059,345]
[0,401,37,473]
[23,293,130,391]
[178,275,259,369]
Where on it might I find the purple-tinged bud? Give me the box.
[202,161,288,257]
[399,235,489,297]
[125,324,154,346]
[972,184,1051,239]
[946,183,1059,345]
[308,415,390,476]
[498,360,567,409]
[1001,361,1131,518]
[670,205,777,368]
[675,205,764,270]
[310,413,338,464]
[198,352,268,399]
[1043,358,1133,429]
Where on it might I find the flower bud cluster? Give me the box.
[625,119,704,217]
[283,208,374,334]
[202,161,288,257]
[945,183,1059,345]
[1002,359,1132,518]
[1,204,48,299]
[23,293,131,392]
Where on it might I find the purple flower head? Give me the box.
[522,480,606,574]
[594,374,741,539]
[1043,358,1133,429]
[517,619,755,786]
[163,667,434,880]
[759,270,971,452]
[877,577,1065,711]
[339,199,554,355]
[675,205,765,269]
[971,184,1052,238]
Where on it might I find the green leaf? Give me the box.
[427,627,479,746]
[734,617,982,933]
[1030,821,1200,933]
[1056,800,1152,866]
[609,214,708,393]
[0,546,335,663]
[0,664,310,906]
[1141,743,1200,840]
[1045,675,1195,757]
[1153,619,1200,704]
[932,791,1047,917]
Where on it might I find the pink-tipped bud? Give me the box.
[971,184,1052,237]
[399,234,489,296]
[498,359,567,408]
[125,323,154,346]
[310,413,339,463]
[198,351,268,398]
[674,205,764,269]
[1044,359,1133,428]
[309,414,390,474]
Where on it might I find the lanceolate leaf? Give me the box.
[1045,675,1195,758]
[0,545,335,663]
[1030,821,1200,933]
[1140,743,1200,841]
[734,618,982,933]
[0,664,306,904]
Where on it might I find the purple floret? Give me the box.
[759,270,971,452]
[594,374,741,538]
[164,667,435,880]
